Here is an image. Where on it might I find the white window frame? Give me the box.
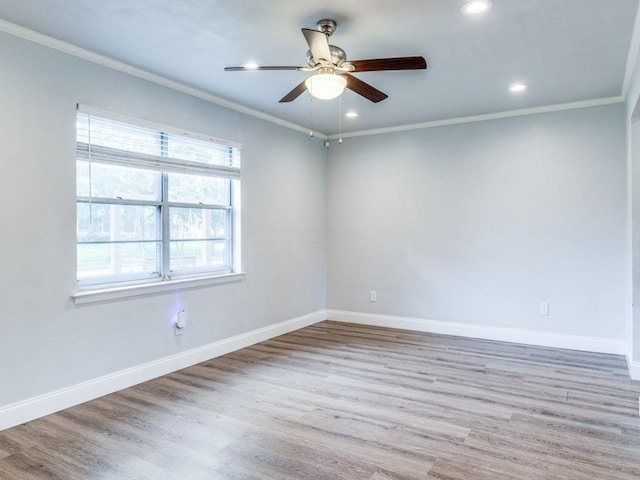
[74,106,242,301]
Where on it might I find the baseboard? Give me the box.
[627,355,640,381]
[327,310,628,356]
[0,310,326,432]
[3,308,632,432]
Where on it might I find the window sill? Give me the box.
[72,272,246,305]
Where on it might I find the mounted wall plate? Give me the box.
[175,309,187,335]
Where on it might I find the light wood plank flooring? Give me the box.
[1,321,639,479]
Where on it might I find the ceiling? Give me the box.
[0,0,637,135]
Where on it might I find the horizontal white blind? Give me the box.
[76,111,241,179]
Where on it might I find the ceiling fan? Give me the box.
[224,19,427,104]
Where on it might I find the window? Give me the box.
[76,107,241,287]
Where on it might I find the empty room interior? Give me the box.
[1,0,640,478]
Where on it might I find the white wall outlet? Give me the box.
[539,302,549,316]
[370,290,377,302]
[175,309,187,335]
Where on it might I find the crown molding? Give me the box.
[327,96,624,140]
[0,18,328,140]
[622,2,640,98]
[0,18,626,141]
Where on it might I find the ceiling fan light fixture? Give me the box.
[305,71,347,100]
[461,0,493,15]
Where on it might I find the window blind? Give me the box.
[76,109,241,179]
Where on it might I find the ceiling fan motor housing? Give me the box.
[306,45,347,68]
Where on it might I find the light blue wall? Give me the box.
[0,32,327,407]
[630,120,640,363]
[0,24,635,417]
[625,36,640,363]
[327,105,628,341]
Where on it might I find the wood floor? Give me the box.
[1,321,639,479]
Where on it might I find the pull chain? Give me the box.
[309,94,314,137]
[339,95,343,144]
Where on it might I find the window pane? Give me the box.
[168,173,229,205]
[77,162,160,201]
[77,203,159,242]
[170,207,227,240]
[170,240,227,271]
[77,242,160,279]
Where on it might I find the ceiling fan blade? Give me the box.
[225,66,307,71]
[302,28,332,65]
[343,73,388,103]
[279,80,308,103]
[349,56,427,72]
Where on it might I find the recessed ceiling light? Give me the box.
[461,0,493,15]
[345,111,359,118]
[509,82,528,93]
[243,62,259,70]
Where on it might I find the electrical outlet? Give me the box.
[539,302,549,316]
[370,290,377,302]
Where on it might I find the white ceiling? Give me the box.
[0,0,637,135]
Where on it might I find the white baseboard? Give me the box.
[0,310,326,432]
[3,308,634,432]
[627,355,640,381]
[327,310,628,356]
